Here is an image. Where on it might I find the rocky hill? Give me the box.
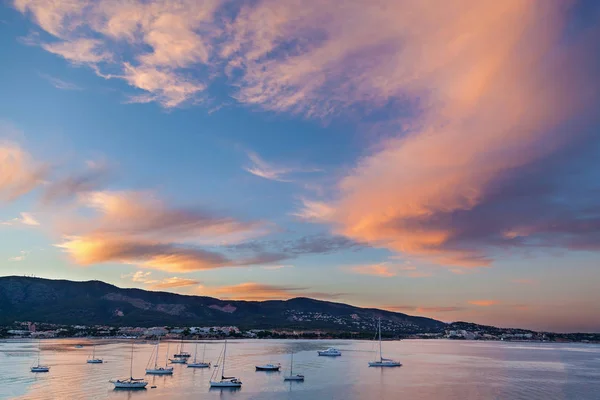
[0,276,445,334]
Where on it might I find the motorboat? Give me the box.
[188,343,211,368]
[146,338,173,375]
[255,363,280,371]
[368,318,402,367]
[87,345,103,364]
[110,342,148,389]
[283,352,304,381]
[31,339,50,372]
[317,348,341,356]
[209,339,242,388]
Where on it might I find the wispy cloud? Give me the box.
[386,305,464,313]
[8,250,28,262]
[260,264,293,270]
[198,282,341,301]
[2,212,40,226]
[150,277,201,290]
[244,151,320,182]
[349,263,396,277]
[39,73,83,91]
[0,141,47,202]
[468,300,500,307]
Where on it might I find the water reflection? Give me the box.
[0,339,598,400]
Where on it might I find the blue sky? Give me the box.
[1,0,599,332]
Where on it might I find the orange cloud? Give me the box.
[149,277,201,290]
[0,141,46,202]
[349,263,396,277]
[468,300,499,307]
[198,282,339,301]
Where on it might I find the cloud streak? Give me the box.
[198,282,341,301]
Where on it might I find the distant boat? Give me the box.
[146,337,173,375]
[31,339,50,373]
[188,343,211,368]
[75,344,84,349]
[317,348,341,356]
[173,337,190,358]
[255,363,280,371]
[110,343,148,389]
[368,318,402,367]
[87,345,103,364]
[209,338,242,388]
[283,352,304,381]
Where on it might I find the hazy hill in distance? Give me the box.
[0,276,445,333]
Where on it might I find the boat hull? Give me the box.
[368,361,402,367]
[210,380,242,388]
[169,359,187,364]
[111,380,148,389]
[284,375,305,381]
[145,368,174,375]
[255,366,280,371]
[188,363,211,368]
[87,359,103,364]
[317,352,341,356]
[31,367,50,372]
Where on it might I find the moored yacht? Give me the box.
[368,318,402,367]
[283,352,304,381]
[146,338,173,375]
[31,339,50,372]
[188,343,211,368]
[317,348,341,356]
[209,338,242,388]
[173,337,190,358]
[87,345,103,364]
[110,343,148,389]
[255,363,280,371]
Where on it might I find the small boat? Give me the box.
[173,337,190,358]
[87,345,103,364]
[210,339,242,388]
[146,338,173,375]
[283,352,304,381]
[256,363,280,371]
[110,343,148,389]
[169,357,187,364]
[317,348,341,356]
[75,344,84,349]
[31,339,50,373]
[368,318,402,367]
[188,343,211,368]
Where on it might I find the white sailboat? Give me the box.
[146,337,173,375]
[283,352,304,381]
[188,343,211,368]
[368,318,402,367]
[209,339,242,388]
[31,339,50,372]
[110,342,148,389]
[87,345,103,364]
[173,337,190,358]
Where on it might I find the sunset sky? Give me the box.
[1,0,599,332]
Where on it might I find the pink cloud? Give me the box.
[468,300,500,307]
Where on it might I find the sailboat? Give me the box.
[110,342,148,389]
[188,343,211,368]
[146,337,173,375]
[173,337,190,358]
[209,338,242,388]
[31,339,50,372]
[87,345,103,364]
[283,352,304,381]
[368,318,402,367]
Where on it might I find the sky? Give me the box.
[1,0,599,333]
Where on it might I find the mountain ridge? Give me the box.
[0,276,445,333]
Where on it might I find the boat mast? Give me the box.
[193,342,198,363]
[379,318,383,362]
[165,341,170,367]
[202,343,206,363]
[221,338,227,379]
[154,337,160,368]
[129,342,134,379]
[92,345,95,359]
[37,339,41,366]
[290,352,293,375]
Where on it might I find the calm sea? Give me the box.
[1,339,599,399]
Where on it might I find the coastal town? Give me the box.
[2,320,598,343]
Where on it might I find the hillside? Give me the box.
[0,276,445,334]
